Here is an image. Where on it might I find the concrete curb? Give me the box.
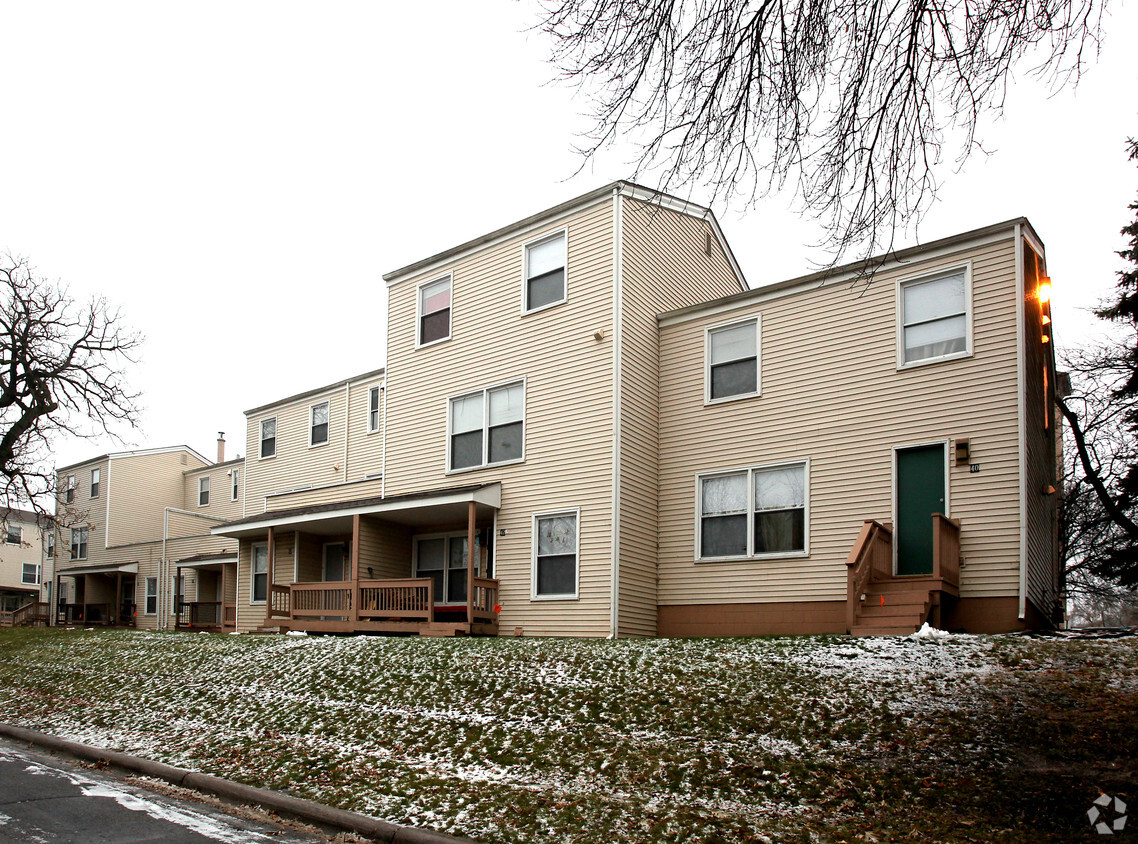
[0,723,472,844]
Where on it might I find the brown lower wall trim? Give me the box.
[944,596,1034,634]
[658,601,846,637]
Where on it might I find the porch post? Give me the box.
[53,574,60,626]
[265,526,275,624]
[220,562,228,630]
[81,575,87,625]
[175,567,182,628]
[466,501,476,628]
[351,515,361,624]
[115,572,122,626]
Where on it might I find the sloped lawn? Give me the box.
[0,627,1134,842]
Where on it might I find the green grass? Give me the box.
[0,627,1134,842]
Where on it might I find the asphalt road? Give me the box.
[0,738,329,843]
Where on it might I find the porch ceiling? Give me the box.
[211,482,501,539]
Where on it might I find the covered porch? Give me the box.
[213,483,502,636]
[54,563,138,627]
[174,552,238,631]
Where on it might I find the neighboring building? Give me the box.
[0,507,53,620]
[210,183,1059,637]
[53,436,244,630]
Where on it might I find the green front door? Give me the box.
[896,444,946,576]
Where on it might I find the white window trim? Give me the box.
[520,227,569,316]
[896,261,974,370]
[259,416,277,460]
[367,385,381,435]
[231,469,239,502]
[144,577,158,616]
[309,401,330,448]
[22,564,39,585]
[445,378,527,475]
[5,525,21,545]
[415,273,453,349]
[530,508,581,600]
[90,468,100,498]
[251,542,269,605]
[198,476,210,508]
[704,315,762,405]
[694,459,810,563]
[70,527,88,560]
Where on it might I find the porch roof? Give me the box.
[210,482,501,539]
[175,551,239,568]
[56,562,138,576]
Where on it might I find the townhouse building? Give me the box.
[211,183,1060,637]
[0,507,53,624]
[53,438,244,630]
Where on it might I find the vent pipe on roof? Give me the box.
[217,433,225,464]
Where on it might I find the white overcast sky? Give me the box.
[2,1,1137,473]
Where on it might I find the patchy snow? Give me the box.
[909,622,952,641]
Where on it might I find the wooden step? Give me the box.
[852,623,922,637]
[420,622,468,637]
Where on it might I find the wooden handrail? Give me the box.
[267,584,291,619]
[932,514,962,589]
[845,520,893,633]
[3,602,49,627]
[471,577,500,622]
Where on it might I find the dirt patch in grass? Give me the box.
[0,628,1133,842]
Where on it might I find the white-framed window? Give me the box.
[22,563,38,585]
[697,461,808,560]
[70,526,88,560]
[66,475,76,503]
[706,316,760,403]
[45,532,55,558]
[90,468,100,498]
[417,275,452,347]
[532,510,579,599]
[231,469,240,501]
[523,230,567,313]
[144,577,158,615]
[259,417,277,459]
[251,543,268,604]
[412,532,476,605]
[898,264,972,367]
[368,386,381,433]
[198,476,210,507]
[5,524,20,545]
[310,401,330,447]
[448,381,525,472]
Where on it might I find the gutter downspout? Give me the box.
[610,186,624,639]
[1014,222,1028,621]
[343,381,350,481]
[162,508,169,630]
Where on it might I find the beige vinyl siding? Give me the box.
[657,234,1023,607]
[244,388,349,515]
[358,518,412,580]
[183,464,245,522]
[384,198,616,637]
[235,531,297,632]
[266,476,385,512]
[346,378,385,482]
[0,514,46,596]
[615,199,747,636]
[1021,241,1061,620]
[56,457,110,569]
[107,451,208,547]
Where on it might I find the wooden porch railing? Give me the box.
[177,601,223,628]
[471,577,499,623]
[267,584,291,620]
[0,602,49,627]
[57,603,114,625]
[290,581,352,618]
[845,520,893,633]
[932,514,962,589]
[358,578,434,621]
[223,603,237,625]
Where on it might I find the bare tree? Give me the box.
[1,256,142,510]
[538,0,1105,260]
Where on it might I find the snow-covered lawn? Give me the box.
[0,628,1134,842]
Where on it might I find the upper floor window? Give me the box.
[698,461,808,560]
[90,468,100,498]
[310,401,330,446]
[45,532,55,557]
[899,266,972,367]
[418,275,451,346]
[5,524,21,545]
[231,469,240,501]
[198,476,210,507]
[260,417,276,459]
[22,563,38,585]
[71,526,88,560]
[368,386,381,433]
[66,475,75,503]
[707,317,760,402]
[449,381,524,472]
[524,231,566,313]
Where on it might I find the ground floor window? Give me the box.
[532,510,579,599]
[144,577,158,615]
[252,544,268,603]
[698,461,808,560]
[412,529,491,605]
